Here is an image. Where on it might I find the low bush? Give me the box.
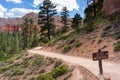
[47,39,57,46]
[114,42,120,52]
[62,45,71,53]
[12,68,24,76]
[0,65,12,73]
[36,74,54,80]
[36,65,68,80]
[83,24,94,33]
[51,65,68,78]
[32,55,44,66]
[74,41,81,47]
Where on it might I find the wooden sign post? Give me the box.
[92,49,109,74]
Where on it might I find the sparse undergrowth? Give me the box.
[62,45,72,53]
[36,64,68,80]
[114,42,120,52]
[74,41,82,47]
[0,52,70,80]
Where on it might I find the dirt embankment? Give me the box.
[28,48,120,80]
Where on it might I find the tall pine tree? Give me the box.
[22,18,30,49]
[72,13,82,31]
[38,0,57,40]
[61,7,69,32]
[32,24,39,47]
[86,0,96,17]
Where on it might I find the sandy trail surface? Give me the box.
[28,47,120,80]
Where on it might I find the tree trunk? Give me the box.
[47,10,51,40]
[93,0,96,17]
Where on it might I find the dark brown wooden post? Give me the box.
[99,60,103,74]
[98,49,103,74]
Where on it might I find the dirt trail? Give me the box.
[28,47,120,80]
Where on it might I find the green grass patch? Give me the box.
[36,74,54,80]
[74,41,81,47]
[47,39,57,46]
[12,68,24,76]
[114,42,120,52]
[51,64,68,78]
[36,64,68,80]
[0,65,13,73]
[0,53,13,61]
[62,45,71,53]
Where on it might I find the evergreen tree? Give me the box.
[72,13,82,31]
[22,18,30,49]
[61,7,69,32]
[22,18,37,49]
[32,25,39,47]
[38,0,57,40]
[93,0,96,17]
[86,0,96,17]
[29,19,34,48]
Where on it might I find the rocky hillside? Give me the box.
[0,12,65,29]
[41,13,120,63]
[0,13,38,27]
[0,51,98,80]
[102,0,120,17]
[0,18,22,27]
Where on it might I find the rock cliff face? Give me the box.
[102,0,120,17]
[0,13,61,27]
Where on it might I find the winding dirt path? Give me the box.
[28,47,120,80]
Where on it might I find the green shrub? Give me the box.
[12,68,24,76]
[47,39,57,46]
[51,65,68,78]
[74,41,81,47]
[21,58,30,68]
[0,65,12,73]
[0,52,13,61]
[83,23,94,33]
[3,59,13,64]
[36,65,68,80]
[36,74,54,80]
[109,16,116,22]
[62,45,71,53]
[114,43,120,52]
[32,55,44,66]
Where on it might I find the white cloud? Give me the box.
[5,8,39,18]
[33,0,44,7]
[5,12,14,18]
[33,0,79,11]
[6,0,22,4]
[0,4,7,17]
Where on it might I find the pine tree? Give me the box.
[86,0,96,17]
[61,7,69,32]
[29,19,34,48]
[38,0,57,40]
[93,0,96,17]
[32,25,39,47]
[22,18,30,49]
[72,13,82,31]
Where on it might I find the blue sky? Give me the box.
[0,0,87,18]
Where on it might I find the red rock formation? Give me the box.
[1,24,21,33]
[102,0,120,17]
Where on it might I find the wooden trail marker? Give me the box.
[92,49,109,74]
